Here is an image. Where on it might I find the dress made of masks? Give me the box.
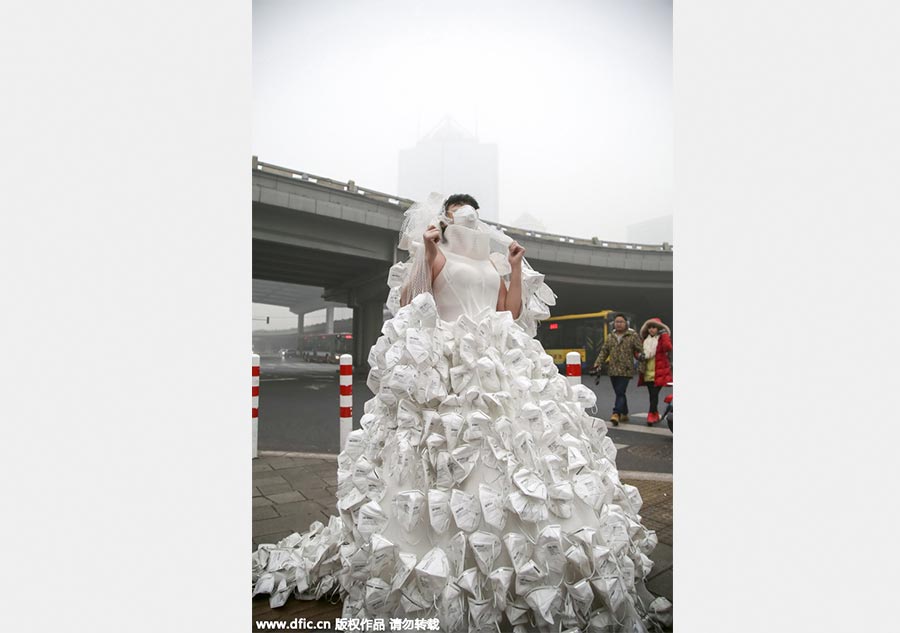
[252,222,663,633]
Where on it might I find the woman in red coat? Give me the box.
[638,317,673,425]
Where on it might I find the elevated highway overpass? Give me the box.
[252,158,673,363]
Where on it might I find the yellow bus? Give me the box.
[536,310,637,371]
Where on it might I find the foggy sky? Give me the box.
[252,0,672,242]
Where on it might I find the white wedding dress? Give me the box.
[252,209,666,632]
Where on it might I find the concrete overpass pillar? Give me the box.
[296,313,305,350]
[352,299,385,374]
[325,306,335,334]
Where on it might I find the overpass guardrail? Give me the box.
[254,157,673,252]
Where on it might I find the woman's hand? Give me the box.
[423,225,441,246]
[508,240,525,267]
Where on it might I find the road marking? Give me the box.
[605,421,671,437]
[618,470,673,482]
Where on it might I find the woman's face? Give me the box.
[648,325,659,336]
[445,203,464,219]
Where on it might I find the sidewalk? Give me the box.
[252,451,673,628]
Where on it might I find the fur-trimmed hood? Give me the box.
[640,317,671,339]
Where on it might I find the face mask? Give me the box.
[368,534,396,575]
[377,381,398,406]
[520,402,543,427]
[388,364,419,396]
[505,599,531,626]
[548,481,574,512]
[344,544,369,580]
[478,484,507,530]
[366,368,383,397]
[356,500,389,539]
[573,472,606,510]
[391,552,418,593]
[426,489,452,534]
[449,445,479,484]
[414,546,450,597]
[405,327,432,366]
[410,292,437,328]
[475,356,502,392]
[513,468,548,500]
[269,576,292,609]
[393,489,427,533]
[639,531,658,556]
[399,582,430,614]
[365,577,392,613]
[452,204,479,229]
[487,567,514,611]
[530,378,549,395]
[619,554,636,590]
[585,608,616,633]
[338,487,367,512]
[570,384,597,409]
[425,432,446,452]
[440,412,464,450]
[514,559,546,595]
[396,399,421,430]
[469,530,502,575]
[418,368,446,403]
[502,533,532,572]
[253,572,275,597]
[455,566,482,597]
[468,596,501,629]
[509,490,549,523]
[590,577,626,615]
[536,524,566,573]
[524,586,562,625]
[565,544,592,576]
[511,430,537,469]
[647,596,674,629]
[343,429,367,461]
[447,531,468,577]
[567,445,589,472]
[439,593,465,633]
[463,409,490,442]
[435,451,454,489]
[450,488,482,532]
[456,333,478,367]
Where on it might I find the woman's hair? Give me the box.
[443,194,480,212]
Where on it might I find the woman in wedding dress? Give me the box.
[252,194,670,632]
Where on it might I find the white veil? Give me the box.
[386,194,556,336]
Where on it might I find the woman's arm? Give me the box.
[505,241,525,319]
[401,225,445,306]
[658,331,672,353]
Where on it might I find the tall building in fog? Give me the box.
[398,117,499,222]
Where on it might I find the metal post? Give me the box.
[252,353,260,458]
[339,354,353,449]
[565,351,582,387]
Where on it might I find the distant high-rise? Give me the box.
[398,117,499,222]
[626,215,673,245]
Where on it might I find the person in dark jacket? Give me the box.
[592,313,642,425]
[637,317,673,425]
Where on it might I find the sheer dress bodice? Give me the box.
[432,225,501,322]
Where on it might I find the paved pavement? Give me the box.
[252,451,673,631]
[257,358,673,473]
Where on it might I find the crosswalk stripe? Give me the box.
[605,416,671,436]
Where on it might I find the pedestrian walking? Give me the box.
[592,312,642,425]
[638,317,673,425]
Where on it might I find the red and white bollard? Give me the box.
[339,354,353,449]
[565,351,582,387]
[252,353,260,459]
